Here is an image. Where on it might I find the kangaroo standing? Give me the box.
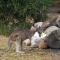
[8,28,36,53]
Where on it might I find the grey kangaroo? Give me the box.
[8,28,36,53]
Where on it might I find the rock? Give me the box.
[37,32,48,48]
[23,39,31,46]
[38,26,59,49]
[30,26,36,32]
[44,26,59,37]
[49,7,60,13]
[34,22,43,28]
[45,28,60,48]
[37,14,58,34]
[30,22,43,34]
[31,32,40,48]
[41,14,58,29]
[38,39,48,49]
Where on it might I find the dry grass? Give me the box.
[0,35,60,60]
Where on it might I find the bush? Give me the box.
[0,0,52,35]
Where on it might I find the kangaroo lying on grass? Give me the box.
[8,28,36,53]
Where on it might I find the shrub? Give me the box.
[0,0,52,35]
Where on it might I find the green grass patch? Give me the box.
[0,22,32,36]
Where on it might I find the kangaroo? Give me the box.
[8,28,36,53]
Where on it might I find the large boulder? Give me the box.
[44,26,59,36]
[41,14,58,29]
[38,26,59,49]
[42,26,60,48]
[37,16,58,34]
[45,28,60,48]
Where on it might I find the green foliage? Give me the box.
[11,0,52,22]
[0,0,52,22]
[0,0,52,35]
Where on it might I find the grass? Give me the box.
[0,35,60,60]
[0,22,32,36]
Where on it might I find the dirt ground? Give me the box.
[0,35,60,60]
